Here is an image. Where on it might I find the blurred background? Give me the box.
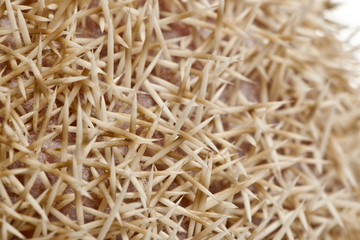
[328,0,360,86]
[328,0,360,51]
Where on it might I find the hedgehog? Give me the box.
[0,0,360,239]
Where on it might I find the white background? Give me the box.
[328,0,360,50]
[328,0,360,86]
